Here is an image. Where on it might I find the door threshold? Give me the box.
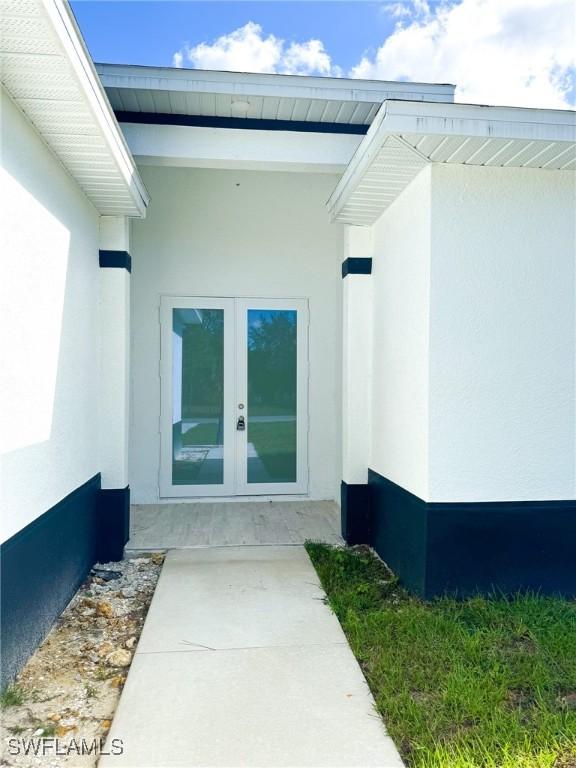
[126,542,304,551]
[154,494,312,504]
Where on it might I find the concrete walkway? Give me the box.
[100,547,404,768]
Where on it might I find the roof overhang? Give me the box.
[0,0,149,217]
[120,122,362,174]
[96,63,455,131]
[328,100,576,225]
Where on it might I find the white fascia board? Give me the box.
[379,100,576,140]
[327,100,576,221]
[120,122,362,173]
[96,63,456,104]
[43,0,149,215]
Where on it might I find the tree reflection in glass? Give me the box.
[172,308,224,485]
[247,310,297,484]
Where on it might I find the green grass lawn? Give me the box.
[248,421,296,480]
[181,422,220,446]
[306,543,576,768]
[180,419,296,481]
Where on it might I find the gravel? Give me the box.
[0,552,164,767]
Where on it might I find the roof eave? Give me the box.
[328,100,576,225]
[0,0,149,218]
[96,62,456,104]
[49,1,150,215]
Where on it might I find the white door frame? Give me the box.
[235,297,309,496]
[159,296,235,498]
[159,296,309,498]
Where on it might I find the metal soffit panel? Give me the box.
[335,136,428,225]
[401,134,576,170]
[96,63,456,128]
[0,0,148,216]
[106,87,381,126]
[328,102,576,225]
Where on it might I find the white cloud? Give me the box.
[171,4,575,108]
[386,3,415,19]
[173,22,336,76]
[352,0,576,108]
[386,0,431,17]
[283,39,333,76]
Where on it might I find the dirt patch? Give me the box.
[558,692,576,711]
[555,752,576,768]
[505,687,536,709]
[1,552,164,767]
[410,689,437,706]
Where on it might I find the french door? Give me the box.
[160,297,308,497]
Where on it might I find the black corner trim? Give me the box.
[342,258,372,278]
[99,250,131,273]
[97,486,130,563]
[341,481,372,544]
[114,111,370,136]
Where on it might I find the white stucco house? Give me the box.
[1,0,575,687]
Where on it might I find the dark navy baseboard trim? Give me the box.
[98,486,130,562]
[1,476,131,688]
[368,472,428,595]
[342,258,372,277]
[115,111,369,135]
[1,474,101,688]
[367,470,576,598]
[341,481,372,544]
[99,250,131,273]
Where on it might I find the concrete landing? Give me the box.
[99,547,404,768]
[127,501,342,549]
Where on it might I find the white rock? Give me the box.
[60,718,76,727]
[106,648,132,667]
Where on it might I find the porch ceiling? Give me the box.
[96,64,455,130]
[328,100,576,225]
[0,0,148,217]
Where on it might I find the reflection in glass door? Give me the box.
[247,309,297,484]
[160,297,235,497]
[235,298,308,495]
[172,307,224,486]
[160,297,308,497]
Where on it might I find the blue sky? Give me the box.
[71,2,397,73]
[71,0,575,108]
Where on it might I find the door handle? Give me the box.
[236,415,245,431]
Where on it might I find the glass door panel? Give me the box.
[235,298,308,495]
[160,297,234,497]
[172,308,224,486]
[247,309,297,484]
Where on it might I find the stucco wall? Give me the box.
[129,166,343,503]
[342,227,373,486]
[369,162,575,504]
[370,166,432,500]
[0,87,101,542]
[429,163,576,502]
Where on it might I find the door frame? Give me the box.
[234,297,309,496]
[159,295,309,498]
[159,296,236,498]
